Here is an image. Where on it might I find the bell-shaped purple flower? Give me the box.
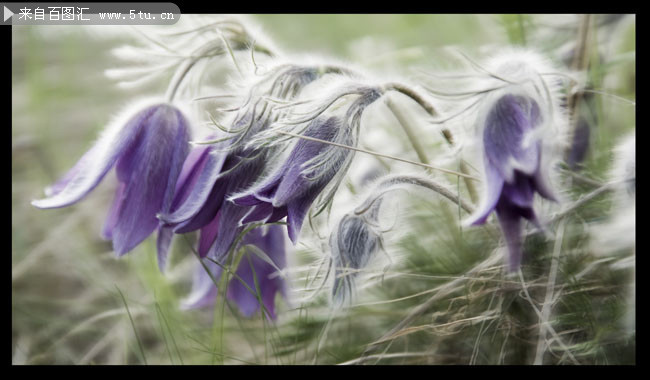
[32,103,191,257]
[182,225,288,319]
[231,116,351,244]
[330,204,383,307]
[466,94,557,272]
[158,112,272,263]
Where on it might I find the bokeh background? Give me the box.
[12,14,635,364]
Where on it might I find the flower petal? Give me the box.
[111,105,190,255]
[102,182,127,240]
[465,161,504,226]
[198,211,220,258]
[226,226,287,319]
[267,205,288,223]
[286,189,321,244]
[241,203,274,225]
[173,179,228,234]
[272,117,340,206]
[232,193,265,207]
[501,171,535,208]
[158,146,228,226]
[206,202,250,260]
[31,105,156,209]
[495,199,524,272]
[169,145,212,212]
[483,94,541,182]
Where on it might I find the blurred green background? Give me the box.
[12,15,635,364]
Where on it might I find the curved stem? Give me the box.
[384,95,431,165]
[165,37,276,103]
[358,174,475,215]
[165,39,224,103]
[382,82,479,202]
[382,82,451,141]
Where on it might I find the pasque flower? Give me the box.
[231,116,353,244]
[158,65,330,262]
[182,225,288,319]
[466,94,557,271]
[32,102,190,257]
[157,114,272,263]
[330,202,383,307]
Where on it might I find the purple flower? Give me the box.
[466,94,557,272]
[157,114,271,262]
[32,103,190,258]
[231,116,351,244]
[330,206,383,307]
[182,225,288,319]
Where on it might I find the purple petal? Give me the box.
[241,203,274,224]
[517,206,543,231]
[198,211,220,258]
[173,178,228,234]
[206,202,250,260]
[169,145,212,212]
[230,164,285,206]
[31,105,157,209]
[273,118,340,206]
[501,171,535,208]
[495,199,524,272]
[267,206,288,223]
[226,226,287,319]
[286,189,321,244]
[111,105,190,255]
[206,155,268,259]
[272,163,311,207]
[232,193,265,207]
[466,161,504,226]
[102,182,126,240]
[158,145,228,226]
[483,94,542,182]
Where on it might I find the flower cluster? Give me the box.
[33,18,578,318]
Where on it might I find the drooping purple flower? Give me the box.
[182,225,288,319]
[466,94,557,272]
[156,110,274,263]
[231,116,352,244]
[155,142,226,269]
[32,103,190,258]
[330,201,383,307]
[158,67,328,263]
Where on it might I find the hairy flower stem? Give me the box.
[565,14,593,160]
[165,39,223,103]
[357,174,475,215]
[165,38,274,103]
[382,82,479,203]
[384,95,431,166]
